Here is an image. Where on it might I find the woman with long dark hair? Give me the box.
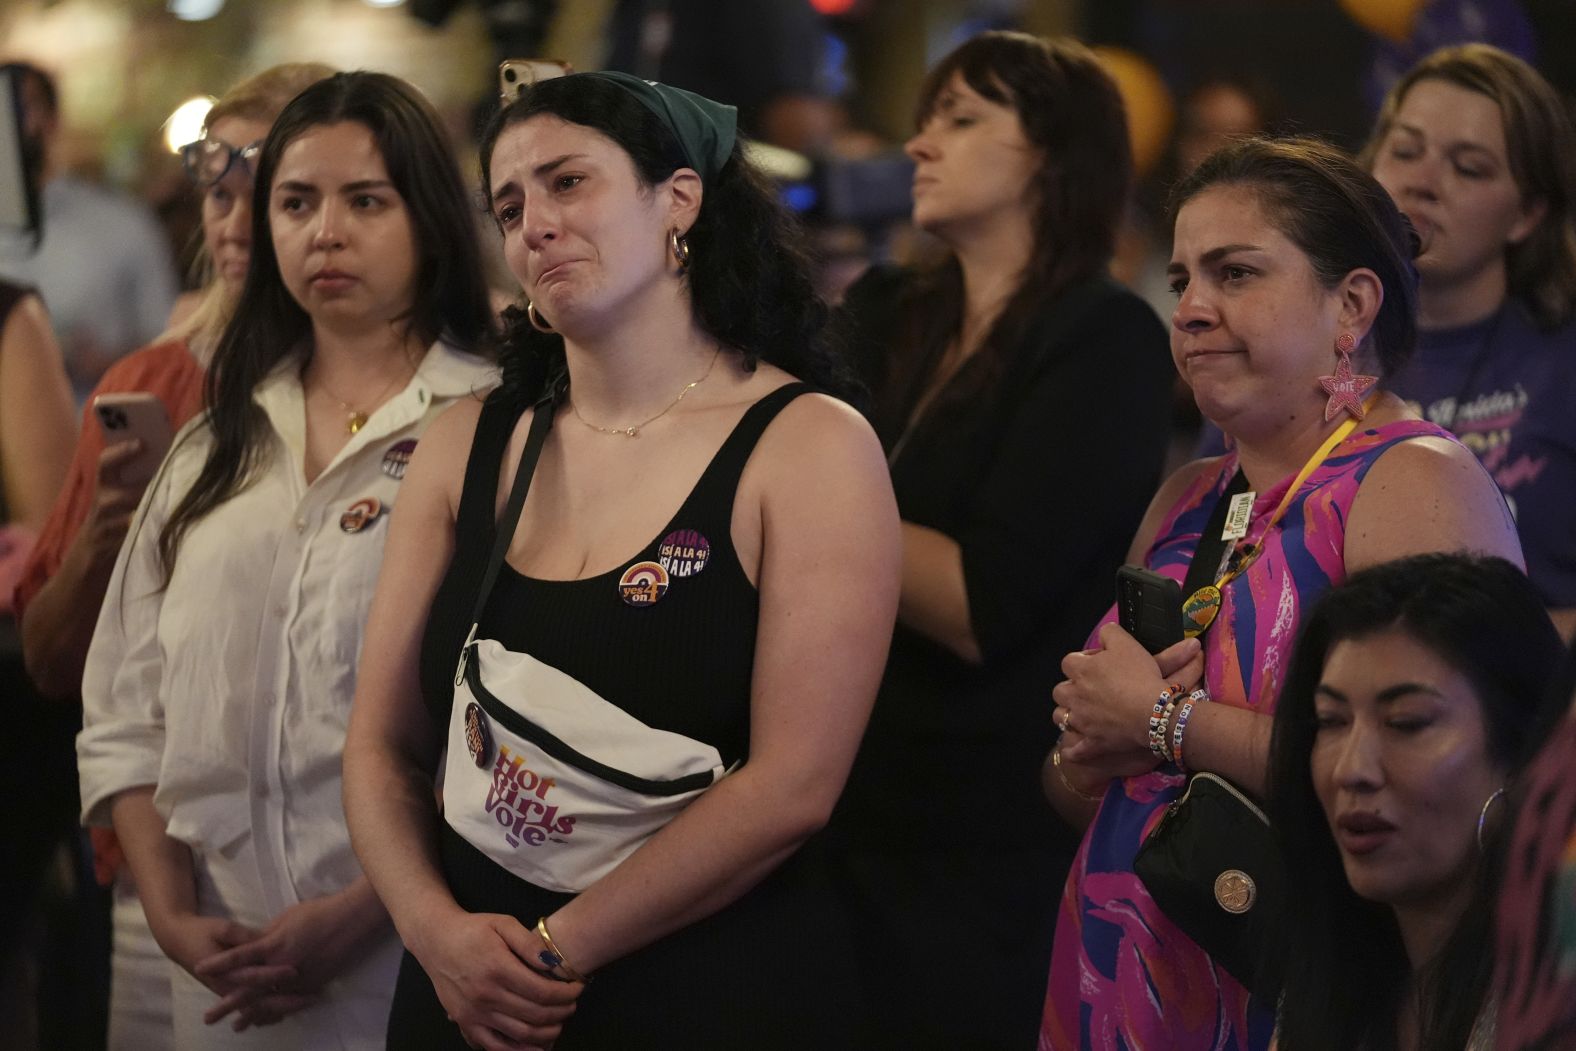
[19,62,331,1050]
[342,72,898,1049]
[825,32,1174,1048]
[77,71,497,1048]
[1364,44,1576,640]
[1267,553,1564,1050]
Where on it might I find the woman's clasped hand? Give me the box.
[403,911,581,1049]
[1052,626,1203,778]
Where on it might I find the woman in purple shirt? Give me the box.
[1364,43,1576,640]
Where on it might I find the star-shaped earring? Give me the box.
[1318,334,1377,422]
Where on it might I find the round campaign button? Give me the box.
[618,561,670,607]
[1182,584,1222,638]
[464,702,493,768]
[339,497,383,534]
[382,439,417,480]
[658,529,710,578]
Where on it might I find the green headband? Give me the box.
[569,70,737,184]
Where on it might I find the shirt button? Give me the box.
[295,517,307,532]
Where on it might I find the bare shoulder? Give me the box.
[1,293,58,360]
[405,395,490,515]
[1347,434,1522,570]
[739,389,891,533]
[752,389,885,476]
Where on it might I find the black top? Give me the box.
[829,265,1175,850]
[418,388,804,760]
[400,382,868,1049]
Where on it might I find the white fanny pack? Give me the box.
[439,398,730,894]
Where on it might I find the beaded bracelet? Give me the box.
[1171,688,1208,771]
[1157,695,1181,760]
[1148,683,1183,757]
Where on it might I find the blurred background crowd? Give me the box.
[5,0,1574,463]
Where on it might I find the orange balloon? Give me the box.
[1091,46,1175,179]
[1338,0,1426,43]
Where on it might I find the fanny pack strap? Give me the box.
[454,394,557,687]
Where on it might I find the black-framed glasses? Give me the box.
[180,136,262,188]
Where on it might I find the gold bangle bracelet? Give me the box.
[1053,743,1106,804]
[534,916,591,983]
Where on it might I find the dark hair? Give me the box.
[874,33,1131,431]
[0,61,58,121]
[157,71,496,578]
[1170,136,1421,379]
[1267,553,1564,1051]
[477,74,857,406]
[1360,44,1576,332]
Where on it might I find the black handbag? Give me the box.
[1127,469,1289,1001]
[1133,771,1286,1001]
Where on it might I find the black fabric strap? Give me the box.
[457,396,557,678]
[1180,469,1250,607]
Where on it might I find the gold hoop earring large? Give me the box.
[1477,786,1507,850]
[669,228,691,274]
[526,301,554,334]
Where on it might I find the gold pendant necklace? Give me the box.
[340,405,371,435]
[311,365,412,436]
[570,348,721,438]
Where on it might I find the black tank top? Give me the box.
[397,381,872,1050]
[419,382,810,766]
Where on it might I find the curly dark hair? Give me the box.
[156,71,497,580]
[477,74,859,407]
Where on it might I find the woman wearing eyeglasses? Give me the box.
[12,63,331,1050]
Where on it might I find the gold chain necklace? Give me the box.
[310,364,413,435]
[569,349,721,438]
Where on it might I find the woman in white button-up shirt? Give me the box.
[78,72,498,1050]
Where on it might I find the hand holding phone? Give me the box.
[94,392,173,489]
[1116,565,1184,655]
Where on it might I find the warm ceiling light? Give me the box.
[169,0,225,19]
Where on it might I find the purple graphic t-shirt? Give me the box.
[1387,300,1576,608]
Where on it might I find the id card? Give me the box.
[1221,490,1256,541]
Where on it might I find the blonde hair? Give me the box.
[1360,44,1576,332]
[160,62,336,355]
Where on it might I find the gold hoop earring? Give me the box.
[1477,786,1507,851]
[669,228,691,274]
[526,301,554,334]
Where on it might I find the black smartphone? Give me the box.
[1116,565,1184,654]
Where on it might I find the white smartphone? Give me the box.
[93,392,173,488]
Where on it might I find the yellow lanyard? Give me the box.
[1182,397,1374,636]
